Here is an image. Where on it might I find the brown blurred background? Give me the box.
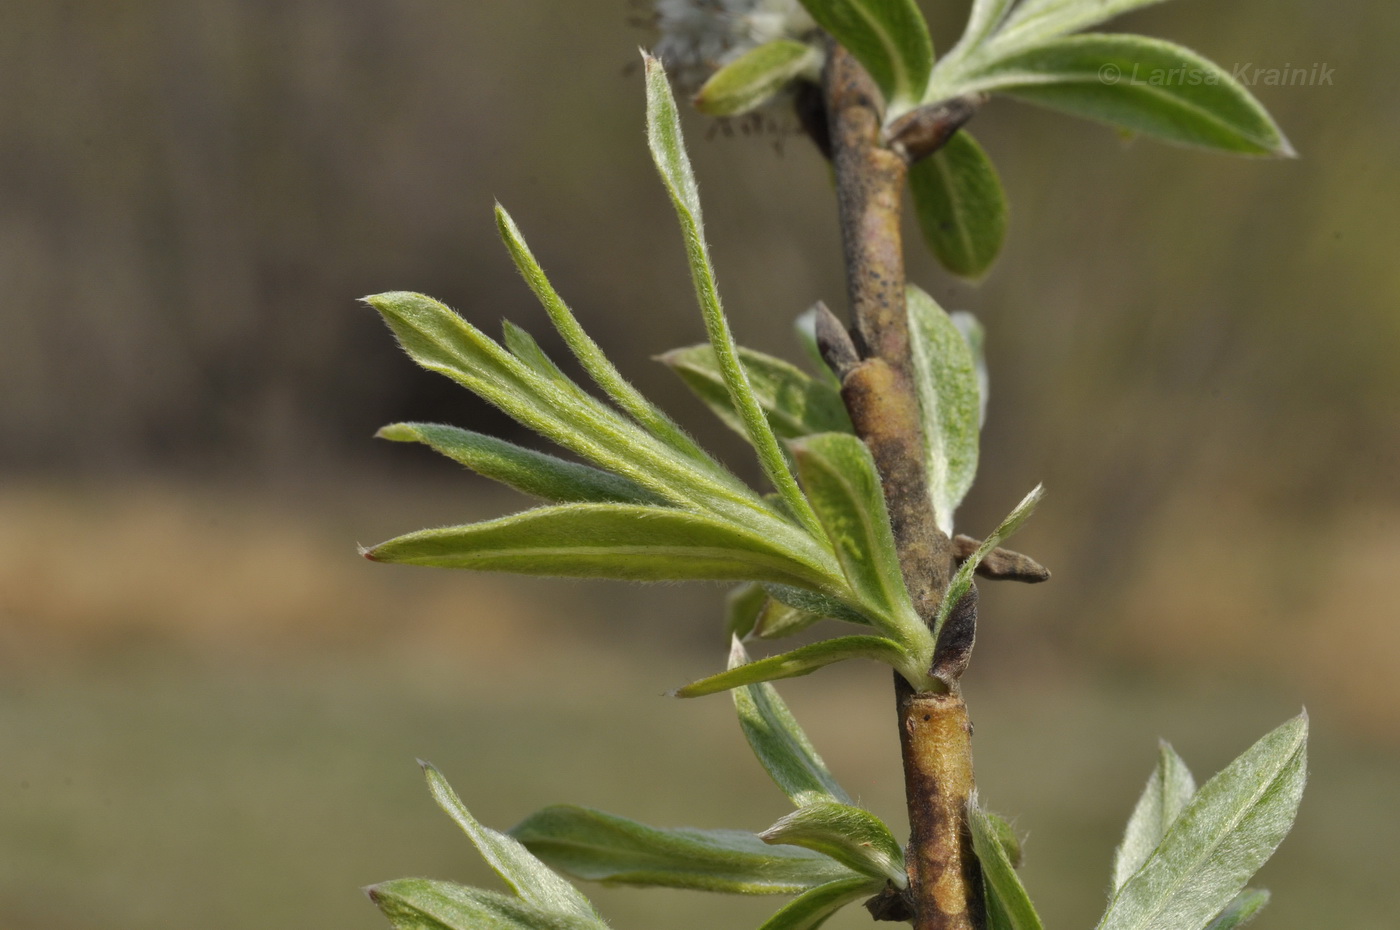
[1,2,1396,928]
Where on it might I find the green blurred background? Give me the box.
[1,2,1396,928]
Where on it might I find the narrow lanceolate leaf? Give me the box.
[377,423,660,505]
[950,311,988,427]
[494,205,720,471]
[1096,713,1308,930]
[756,875,887,930]
[934,484,1043,639]
[761,801,907,886]
[764,583,873,627]
[794,0,934,115]
[643,55,825,538]
[963,35,1292,156]
[1204,889,1270,930]
[906,287,983,536]
[754,597,826,639]
[730,639,851,807]
[694,39,821,116]
[993,0,1171,49]
[792,433,925,645]
[510,805,857,894]
[676,635,917,698]
[659,344,853,440]
[970,795,1045,930]
[367,879,602,930]
[1114,742,1197,890]
[421,764,600,922]
[365,503,838,590]
[909,132,1008,279]
[954,0,1019,57]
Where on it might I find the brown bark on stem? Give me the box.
[820,41,986,930]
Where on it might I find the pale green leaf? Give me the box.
[421,764,600,922]
[1096,713,1308,930]
[728,582,769,639]
[761,800,907,886]
[676,635,919,697]
[1204,889,1270,930]
[754,598,827,639]
[934,484,1043,639]
[995,0,1170,49]
[494,206,721,471]
[1114,742,1197,890]
[795,0,934,115]
[377,423,660,506]
[501,320,568,382]
[970,795,1044,930]
[764,583,872,628]
[757,875,887,930]
[694,39,821,116]
[510,805,857,894]
[984,809,1023,867]
[906,287,983,535]
[909,131,1008,279]
[659,344,853,440]
[730,639,851,807]
[367,879,601,930]
[365,503,840,590]
[961,35,1292,156]
[791,432,926,647]
[950,311,988,428]
[643,55,825,537]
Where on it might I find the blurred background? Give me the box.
[1,1,1395,928]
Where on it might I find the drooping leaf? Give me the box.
[367,879,601,930]
[993,0,1171,49]
[791,433,926,647]
[643,55,825,537]
[1096,713,1308,930]
[730,639,851,807]
[365,503,840,590]
[694,39,822,116]
[761,800,907,886]
[962,35,1292,156]
[934,484,1043,640]
[421,764,600,922]
[906,287,983,536]
[377,423,660,506]
[1204,889,1270,930]
[909,132,1008,279]
[970,795,1044,930]
[659,344,854,440]
[676,635,919,697]
[1113,742,1197,890]
[510,805,857,894]
[495,205,720,471]
[794,0,934,115]
[756,875,887,930]
[950,311,988,428]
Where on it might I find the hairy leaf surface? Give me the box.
[1114,742,1197,890]
[761,800,907,886]
[694,39,821,116]
[909,132,1008,279]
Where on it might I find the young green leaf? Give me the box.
[757,876,887,930]
[377,423,660,506]
[421,763,600,922]
[643,55,825,538]
[1204,889,1270,930]
[950,311,988,427]
[906,287,983,535]
[694,39,821,116]
[934,484,1043,640]
[764,583,873,627]
[970,794,1044,930]
[1114,742,1197,890]
[761,800,907,886]
[365,503,841,590]
[993,0,1170,50]
[791,432,926,646]
[675,635,920,697]
[727,582,769,639]
[658,344,854,440]
[984,809,1023,867]
[962,35,1293,156]
[510,805,857,894]
[909,132,1008,279]
[794,0,934,116]
[730,639,851,807]
[1096,713,1308,930]
[367,879,602,930]
[754,597,827,639]
[494,205,720,472]
[501,320,569,382]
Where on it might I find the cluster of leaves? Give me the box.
[690,0,1292,278]
[364,56,1031,699]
